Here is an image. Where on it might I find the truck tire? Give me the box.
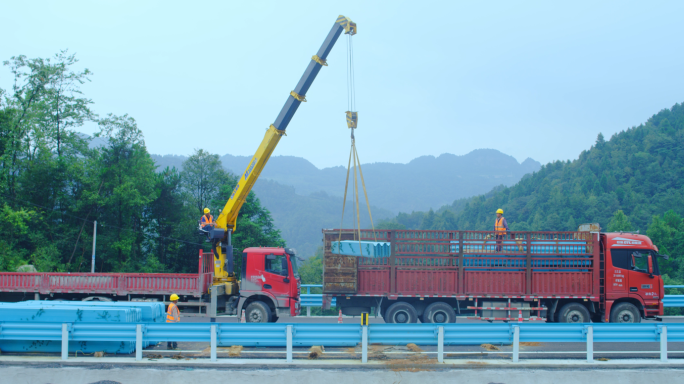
[557,303,591,323]
[245,301,272,323]
[610,302,641,323]
[422,302,456,323]
[384,302,418,324]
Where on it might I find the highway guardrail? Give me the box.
[1,321,681,364]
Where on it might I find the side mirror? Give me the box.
[659,254,670,260]
[648,254,654,277]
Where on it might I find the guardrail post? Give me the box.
[307,307,311,317]
[586,325,593,363]
[211,325,217,362]
[210,286,217,319]
[61,323,68,360]
[136,324,143,361]
[286,325,293,363]
[438,326,444,363]
[512,325,519,363]
[362,325,368,363]
[660,325,668,362]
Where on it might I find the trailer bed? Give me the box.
[323,229,600,300]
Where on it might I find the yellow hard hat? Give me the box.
[496,209,504,214]
[170,294,179,301]
[203,208,210,214]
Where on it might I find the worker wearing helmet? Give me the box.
[200,208,215,232]
[166,294,180,350]
[494,209,509,252]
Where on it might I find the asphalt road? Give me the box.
[5,366,684,384]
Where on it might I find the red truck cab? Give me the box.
[238,247,301,322]
[602,233,665,322]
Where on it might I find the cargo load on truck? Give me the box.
[322,227,666,324]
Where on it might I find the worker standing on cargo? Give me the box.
[166,294,180,350]
[495,209,509,252]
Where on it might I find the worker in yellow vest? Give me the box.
[494,209,509,252]
[166,293,180,350]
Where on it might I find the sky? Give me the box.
[2,1,683,169]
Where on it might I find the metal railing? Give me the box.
[300,284,336,316]
[1,321,681,364]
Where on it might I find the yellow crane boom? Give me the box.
[211,15,357,282]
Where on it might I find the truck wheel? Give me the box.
[610,302,641,323]
[557,303,591,323]
[422,302,456,323]
[245,301,272,323]
[384,302,418,324]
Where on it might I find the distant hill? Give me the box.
[151,150,539,257]
[154,149,541,214]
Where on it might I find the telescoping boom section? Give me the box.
[210,16,357,281]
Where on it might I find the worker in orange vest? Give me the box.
[200,208,214,231]
[200,208,215,241]
[494,208,509,252]
[166,293,180,350]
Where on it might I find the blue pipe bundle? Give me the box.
[14,301,166,322]
[0,301,165,354]
[331,241,390,258]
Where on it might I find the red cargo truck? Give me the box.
[0,248,301,322]
[322,227,667,323]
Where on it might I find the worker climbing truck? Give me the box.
[0,15,359,322]
[322,225,668,323]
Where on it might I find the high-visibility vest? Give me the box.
[201,214,214,225]
[166,302,180,323]
[495,217,507,233]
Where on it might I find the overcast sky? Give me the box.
[2,1,683,168]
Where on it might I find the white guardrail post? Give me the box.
[362,325,368,363]
[512,325,520,363]
[136,324,142,361]
[61,323,69,360]
[438,326,444,363]
[586,325,593,362]
[211,325,217,362]
[660,325,668,362]
[286,325,293,363]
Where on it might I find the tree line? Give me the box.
[0,51,284,274]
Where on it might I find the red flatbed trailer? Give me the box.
[0,252,214,315]
[322,228,665,323]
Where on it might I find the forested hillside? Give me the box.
[0,52,283,273]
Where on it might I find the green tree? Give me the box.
[182,149,230,216]
[607,210,633,232]
[92,114,158,272]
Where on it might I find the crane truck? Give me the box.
[0,15,357,323]
[322,225,668,323]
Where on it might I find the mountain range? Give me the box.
[151,150,540,257]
